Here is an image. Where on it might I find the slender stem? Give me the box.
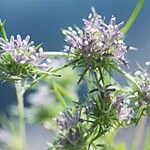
[114,66,142,92]
[15,81,26,150]
[0,20,8,41]
[44,51,74,58]
[121,0,144,34]
[25,60,73,90]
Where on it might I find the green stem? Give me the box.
[115,66,142,92]
[121,0,144,34]
[0,20,26,149]
[44,51,74,58]
[0,20,8,41]
[15,81,26,150]
[25,60,74,90]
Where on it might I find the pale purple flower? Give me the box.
[135,62,150,103]
[27,85,54,106]
[56,108,83,130]
[118,107,133,122]
[0,128,10,144]
[113,94,133,122]
[0,35,49,69]
[63,8,128,66]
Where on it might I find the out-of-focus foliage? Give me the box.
[26,60,78,128]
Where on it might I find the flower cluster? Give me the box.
[49,101,96,149]
[0,35,48,69]
[63,8,129,69]
[134,62,150,106]
[113,94,133,123]
[0,35,51,81]
[56,100,97,131]
[56,107,83,130]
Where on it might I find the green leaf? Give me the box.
[77,67,88,84]
[52,80,67,109]
[53,81,73,102]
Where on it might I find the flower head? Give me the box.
[0,35,48,69]
[0,35,51,81]
[63,8,128,68]
[113,94,133,123]
[56,108,83,130]
[135,62,150,103]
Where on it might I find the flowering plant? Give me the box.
[0,0,149,150]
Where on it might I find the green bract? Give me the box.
[0,52,37,81]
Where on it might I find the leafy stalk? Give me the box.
[45,51,141,93]
[121,0,144,34]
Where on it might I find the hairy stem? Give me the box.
[15,81,26,150]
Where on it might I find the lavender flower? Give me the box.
[27,85,54,106]
[135,62,150,103]
[0,128,10,144]
[113,94,133,122]
[63,8,129,67]
[0,35,49,69]
[118,107,133,122]
[56,107,83,130]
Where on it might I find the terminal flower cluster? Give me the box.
[63,8,129,68]
[135,62,150,104]
[0,35,48,69]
